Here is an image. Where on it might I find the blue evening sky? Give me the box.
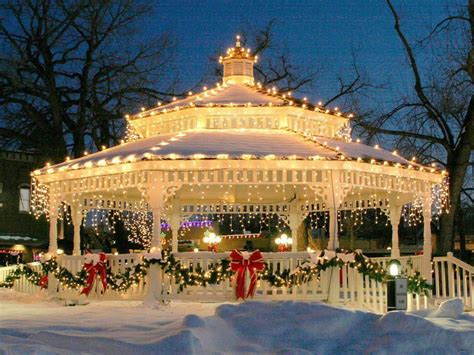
[145,0,458,106]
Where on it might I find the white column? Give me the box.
[170,203,180,253]
[48,197,58,255]
[422,199,432,281]
[328,208,339,250]
[327,207,340,305]
[151,208,162,251]
[390,204,402,258]
[71,206,82,256]
[288,210,299,252]
[148,186,164,251]
[48,214,58,255]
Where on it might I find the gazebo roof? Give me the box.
[144,83,285,114]
[36,129,414,175]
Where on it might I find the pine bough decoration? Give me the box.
[0,250,432,296]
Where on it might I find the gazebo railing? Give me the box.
[0,263,42,294]
[433,252,473,310]
[369,255,426,276]
[0,252,433,312]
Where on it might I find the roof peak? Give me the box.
[219,35,257,85]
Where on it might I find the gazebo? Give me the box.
[30,37,448,299]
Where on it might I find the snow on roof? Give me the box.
[38,129,337,173]
[37,129,419,175]
[311,136,412,165]
[0,235,36,241]
[134,83,285,117]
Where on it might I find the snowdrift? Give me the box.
[0,289,473,354]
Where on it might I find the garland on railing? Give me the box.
[0,250,432,296]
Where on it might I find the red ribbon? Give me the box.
[230,249,265,300]
[80,252,107,296]
[208,244,218,252]
[39,275,48,289]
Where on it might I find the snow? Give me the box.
[432,299,465,318]
[39,126,419,175]
[1,289,473,354]
[312,135,413,165]
[146,83,284,112]
[0,235,36,241]
[39,129,338,172]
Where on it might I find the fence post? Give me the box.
[327,266,340,305]
[144,263,162,307]
[447,252,455,298]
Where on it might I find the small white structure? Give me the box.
[24,36,454,309]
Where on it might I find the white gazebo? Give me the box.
[28,36,449,306]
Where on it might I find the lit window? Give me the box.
[19,186,30,212]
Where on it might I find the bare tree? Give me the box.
[210,21,318,93]
[354,0,474,255]
[0,0,177,162]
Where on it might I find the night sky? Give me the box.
[147,0,454,106]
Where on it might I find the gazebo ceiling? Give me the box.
[35,129,417,175]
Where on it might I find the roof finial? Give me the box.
[236,35,241,47]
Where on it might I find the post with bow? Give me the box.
[80,252,108,296]
[230,249,265,300]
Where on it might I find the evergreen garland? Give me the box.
[0,251,431,296]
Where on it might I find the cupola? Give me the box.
[219,35,257,85]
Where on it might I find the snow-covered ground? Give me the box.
[0,289,473,354]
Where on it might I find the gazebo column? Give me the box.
[170,202,180,253]
[48,198,58,255]
[145,183,165,306]
[71,205,83,256]
[289,201,299,251]
[389,204,402,258]
[328,207,339,251]
[149,188,164,251]
[151,207,162,251]
[422,197,433,281]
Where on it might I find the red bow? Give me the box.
[230,249,265,300]
[80,252,107,296]
[39,275,48,290]
[208,245,218,253]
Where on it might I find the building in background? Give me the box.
[0,150,48,264]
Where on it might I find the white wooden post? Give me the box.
[48,202,58,255]
[422,198,433,282]
[389,204,402,258]
[289,201,299,252]
[149,188,164,251]
[447,252,455,298]
[328,208,339,250]
[170,202,180,253]
[71,205,82,256]
[47,198,59,296]
[145,182,164,305]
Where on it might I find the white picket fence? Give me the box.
[370,255,427,276]
[0,252,435,313]
[432,252,474,310]
[0,263,42,294]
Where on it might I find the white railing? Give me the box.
[163,251,330,302]
[433,252,474,310]
[0,263,42,294]
[407,293,429,311]
[0,265,18,283]
[48,253,146,300]
[0,252,437,312]
[356,272,387,313]
[370,255,426,277]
